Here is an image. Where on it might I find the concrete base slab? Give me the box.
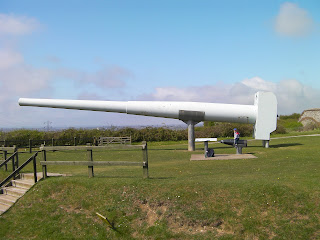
[47,172,68,177]
[190,154,257,161]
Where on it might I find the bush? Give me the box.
[203,121,216,127]
[273,124,287,134]
[279,113,301,120]
[200,123,253,138]
[283,121,303,129]
[277,113,303,131]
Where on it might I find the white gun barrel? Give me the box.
[18,98,256,124]
[18,91,277,150]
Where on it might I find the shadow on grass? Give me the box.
[91,175,174,180]
[269,143,303,148]
[148,177,175,180]
[244,143,303,148]
[149,148,188,151]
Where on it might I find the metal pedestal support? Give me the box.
[204,141,209,153]
[235,146,243,154]
[179,110,205,152]
[187,120,196,151]
[262,140,270,148]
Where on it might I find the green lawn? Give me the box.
[0,134,319,239]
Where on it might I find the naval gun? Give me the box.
[18,91,277,151]
[220,139,248,154]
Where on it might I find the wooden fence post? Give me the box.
[29,139,32,153]
[87,143,94,178]
[13,145,18,169]
[142,141,149,179]
[15,151,19,169]
[74,137,77,146]
[11,153,16,179]
[41,144,48,179]
[3,150,7,171]
[33,154,37,183]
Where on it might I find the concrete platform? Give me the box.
[190,154,257,161]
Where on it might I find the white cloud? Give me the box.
[146,87,200,101]
[1,65,52,94]
[0,14,135,128]
[0,48,23,69]
[56,65,132,90]
[0,14,50,99]
[241,77,277,92]
[138,82,231,103]
[0,13,131,100]
[274,2,314,37]
[81,65,131,88]
[0,14,40,35]
[275,79,320,113]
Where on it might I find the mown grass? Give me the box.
[0,133,319,239]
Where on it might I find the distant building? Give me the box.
[299,109,320,126]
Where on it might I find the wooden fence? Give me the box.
[40,141,148,179]
[1,136,131,153]
[0,146,18,171]
[98,136,131,145]
[1,138,98,153]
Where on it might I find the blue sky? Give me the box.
[0,0,320,128]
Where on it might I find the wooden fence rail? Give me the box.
[40,141,148,179]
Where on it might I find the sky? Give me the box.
[0,0,320,129]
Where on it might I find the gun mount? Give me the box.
[220,139,248,154]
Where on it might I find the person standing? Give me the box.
[233,128,240,146]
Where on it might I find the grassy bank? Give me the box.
[0,134,319,239]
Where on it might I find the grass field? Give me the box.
[0,133,319,239]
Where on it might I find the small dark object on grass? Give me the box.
[96,212,115,230]
[205,148,215,158]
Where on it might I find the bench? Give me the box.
[195,138,217,157]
